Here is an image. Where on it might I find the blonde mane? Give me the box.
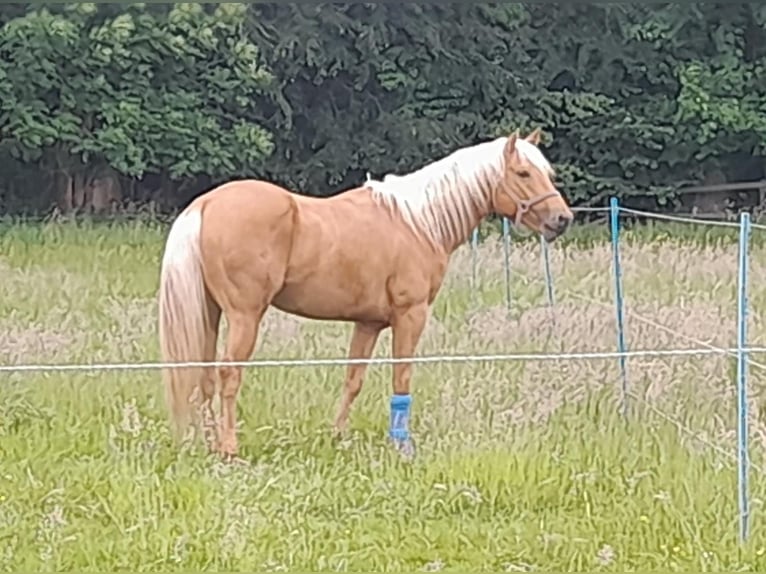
[366,136,553,247]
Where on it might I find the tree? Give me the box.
[0,3,764,216]
[247,3,538,193]
[0,2,276,213]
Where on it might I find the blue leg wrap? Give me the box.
[389,394,412,442]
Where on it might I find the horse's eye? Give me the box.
[518,170,530,178]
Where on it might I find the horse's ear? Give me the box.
[505,130,520,159]
[525,127,542,146]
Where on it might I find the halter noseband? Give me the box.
[505,188,561,231]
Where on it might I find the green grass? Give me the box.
[2,217,766,571]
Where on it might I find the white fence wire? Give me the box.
[2,346,766,374]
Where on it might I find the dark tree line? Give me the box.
[0,3,764,216]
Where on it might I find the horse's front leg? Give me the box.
[333,321,384,436]
[389,303,429,459]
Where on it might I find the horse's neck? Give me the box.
[443,171,497,253]
[441,207,491,255]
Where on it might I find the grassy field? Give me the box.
[3,216,766,571]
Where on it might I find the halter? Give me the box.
[504,187,562,237]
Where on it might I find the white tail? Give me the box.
[158,207,209,437]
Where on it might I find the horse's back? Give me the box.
[194,179,295,218]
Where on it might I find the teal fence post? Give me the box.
[609,197,628,417]
[736,211,751,543]
[503,217,511,311]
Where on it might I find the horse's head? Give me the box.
[492,129,573,242]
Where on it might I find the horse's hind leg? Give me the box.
[333,321,384,435]
[218,309,264,459]
[199,291,222,453]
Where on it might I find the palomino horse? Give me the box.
[158,129,574,459]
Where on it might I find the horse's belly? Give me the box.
[271,275,390,323]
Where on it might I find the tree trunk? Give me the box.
[88,168,122,213]
[52,159,123,215]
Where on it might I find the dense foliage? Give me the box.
[0,3,764,215]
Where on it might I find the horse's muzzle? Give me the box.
[542,212,573,242]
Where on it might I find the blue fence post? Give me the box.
[502,217,512,311]
[736,210,751,543]
[609,197,629,417]
[471,227,479,292]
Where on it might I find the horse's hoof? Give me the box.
[204,439,219,455]
[330,425,346,441]
[392,438,416,461]
[220,451,247,466]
